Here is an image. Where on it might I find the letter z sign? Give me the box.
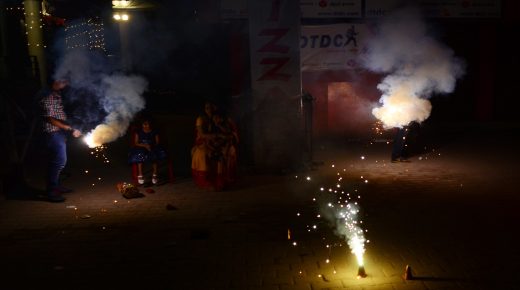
[256,1,291,82]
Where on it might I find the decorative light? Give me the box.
[112,0,131,8]
[113,13,129,21]
[65,17,106,51]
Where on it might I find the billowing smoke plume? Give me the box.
[361,7,465,128]
[84,75,147,147]
[54,49,147,147]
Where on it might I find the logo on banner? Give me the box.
[301,25,358,49]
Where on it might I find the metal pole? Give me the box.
[302,92,314,163]
[23,0,47,86]
[0,2,8,79]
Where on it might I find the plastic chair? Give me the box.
[131,160,174,185]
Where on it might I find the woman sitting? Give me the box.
[191,102,238,190]
[212,109,239,186]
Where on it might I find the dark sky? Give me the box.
[46,0,232,90]
[47,0,112,19]
[48,0,202,20]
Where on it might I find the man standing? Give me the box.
[40,79,81,202]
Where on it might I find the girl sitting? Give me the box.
[128,118,167,185]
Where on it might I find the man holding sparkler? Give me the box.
[39,78,82,202]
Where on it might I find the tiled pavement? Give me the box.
[1,122,519,290]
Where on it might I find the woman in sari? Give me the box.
[191,102,238,190]
[212,109,239,188]
[191,102,220,190]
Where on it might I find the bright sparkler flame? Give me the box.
[83,117,133,149]
[350,235,366,266]
[83,133,101,148]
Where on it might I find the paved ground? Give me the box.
[1,122,519,290]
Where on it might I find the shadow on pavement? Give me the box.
[5,184,48,202]
[409,276,464,282]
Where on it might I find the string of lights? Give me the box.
[4,6,25,11]
[65,17,106,51]
[6,3,105,51]
[6,3,47,48]
[22,3,46,49]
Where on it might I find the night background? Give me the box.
[2,0,519,164]
[1,1,519,289]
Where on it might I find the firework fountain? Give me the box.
[322,171,368,278]
[295,169,369,278]
[339,202,367,277]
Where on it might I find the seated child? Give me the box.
[128,118,167,185]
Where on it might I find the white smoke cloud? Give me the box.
[85,74,147,147]
[361,7,465,128]
[53,49,147,148]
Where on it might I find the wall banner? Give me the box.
[365,0,500,18]
[301,23,370,71]
[300,0,362,18]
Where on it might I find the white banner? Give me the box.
[221,0,362,19]
[365,0,500,18]
[301,23,370,71]
[300,0,362,18]
[220,0,248,19]
[221,0,500,19]
[249,0,302,168]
